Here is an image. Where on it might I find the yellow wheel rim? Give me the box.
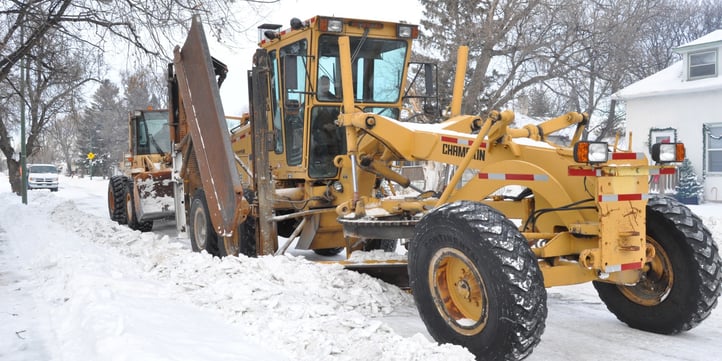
[618,236,673,306]
[429,247,488,335]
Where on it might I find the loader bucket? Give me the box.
[133,171,175,222]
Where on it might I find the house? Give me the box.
[614,30,722,202]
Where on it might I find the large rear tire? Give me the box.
[593,196,722,334]
[107,175,128,224]
[126,179,153,232]
[189,189,220,256]
[408,201,546,361]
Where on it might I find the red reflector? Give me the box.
[621,262,643,271]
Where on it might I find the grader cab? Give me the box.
[169,15,722,361]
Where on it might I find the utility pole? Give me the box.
[20,25,27,204]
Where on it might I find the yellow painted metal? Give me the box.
[450,46,469,117]
[429,247,487,335]
[532,233,598,259]
[539,260,596,287]
[568,223,600,236]
[506,112,586,142]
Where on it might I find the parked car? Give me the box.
[27,164,59,192]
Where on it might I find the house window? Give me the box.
[648,127,676,152]
[706,124,722,173]
[689,50,717,79]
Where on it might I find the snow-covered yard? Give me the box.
[1,174,721,361]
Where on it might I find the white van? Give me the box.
[27,164,59,192]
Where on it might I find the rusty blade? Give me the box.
[173,16,244,237]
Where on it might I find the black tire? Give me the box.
[593,196,722,334]
[189,189,220,256]
[107,176,128,224]
[363,239,397,252]
[217,189,258,257]
[126,179,153,232]
[408,201,546,361]
[313,247,344,256]
[238,190,258,257]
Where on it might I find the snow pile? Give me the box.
[0,184,473,361]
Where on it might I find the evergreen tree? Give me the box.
[675,158,703,203]
[78,79,123,178]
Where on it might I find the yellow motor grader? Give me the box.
[168,16,722,361]
[107,108,175,231]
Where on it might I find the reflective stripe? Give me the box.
[610,152,644,160]
[441,136,486,148]
[479,173,549,181]
[231,133,247,144]
[598,193,649,202]
[650,167,676,175]
[605,262,643,273]
[568,168,601,177]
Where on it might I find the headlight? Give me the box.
[651,143,685,163]
[319,17,343,33]
[573,141,609,164]
[397,24,419,38]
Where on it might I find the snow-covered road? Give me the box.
[1,174,721,361]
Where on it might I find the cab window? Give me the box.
[317,35,408,104]
[280,40,308,166]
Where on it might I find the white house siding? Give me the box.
[625,88,722,201]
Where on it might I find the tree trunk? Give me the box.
[6,158,22,195]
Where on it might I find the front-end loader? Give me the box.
[107,108,175,231]
[168,15,722,360]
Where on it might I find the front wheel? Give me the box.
[408,201,546,361]
[593,196,722,334]
[217,189,258,257]
[189,189,220,256]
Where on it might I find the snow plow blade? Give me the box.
[172,16,248,236]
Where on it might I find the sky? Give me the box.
[2,174,722,361]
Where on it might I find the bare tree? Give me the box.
[417,0,576,115]
[0,0,278,85]
[548,0,722,141]
[47,111,80,176]
[1,30,92,193]
[0,0,278,193]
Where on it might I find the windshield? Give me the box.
[29,165,57,173]
[136,111,170,155]
[317,35,408,103]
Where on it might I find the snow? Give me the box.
[2,174,722,361]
